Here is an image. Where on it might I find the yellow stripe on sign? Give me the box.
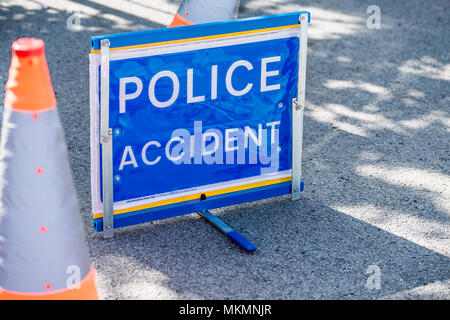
[93,176,292,219]
[90,24,300,54]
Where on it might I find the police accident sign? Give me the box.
[89,12,310,230]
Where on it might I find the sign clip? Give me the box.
[292,97,303,110]
[101,129,113,144]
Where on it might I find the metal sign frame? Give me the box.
[90,12,310,239]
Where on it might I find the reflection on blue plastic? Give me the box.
[101,37,299,203]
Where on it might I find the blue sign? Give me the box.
[90,12,309,231]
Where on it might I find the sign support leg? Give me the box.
[292,13,309,201]
[100,39,114,238]
[198,211,256,252]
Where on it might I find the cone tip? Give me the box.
[12,38,45,58]
[5,37,56,113]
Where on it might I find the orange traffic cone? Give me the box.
[0,38,98,300]
[168,0,240,27]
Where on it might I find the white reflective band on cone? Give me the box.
[0,107,91,293]
[176,0,240,24]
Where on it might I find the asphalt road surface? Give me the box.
[0,0,449,299]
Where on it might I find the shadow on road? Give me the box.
[92,196,449,299]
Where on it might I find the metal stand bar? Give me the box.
[292,13,309,201]
[100,39,114,238]
[198,211,256,252]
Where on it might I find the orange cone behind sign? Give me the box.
[0,38,99,300]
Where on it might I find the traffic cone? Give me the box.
[168,0,240,27]
[0,38,98,300]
